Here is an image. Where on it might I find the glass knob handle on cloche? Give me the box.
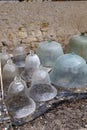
[44,34,54,41]
[13,40,27,68]
[25,50,40,71]
[21,50,40,85]
[0,47,10,68]
[8,76,27,97]
[3,58,19,95]
[71,52,76,55]
[28,66,57,103]
[3,58,19,79]
[6,76,36,119]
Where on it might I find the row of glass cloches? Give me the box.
[1,33,87,119]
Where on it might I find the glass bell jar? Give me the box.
[28,66,57,102]
[21,50,40,84]
[0,47,10,68]
[6,76,36,119]
[36,40,64,67]
[3,59,19,94]
[50,53,87,91]
[13,41,27,68]
[66,32,87,61]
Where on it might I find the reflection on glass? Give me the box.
[3,59,19,95]
[21,50,40,84]
[6,76,36,119]
[50,53,87,90]
[36,40,64,67]
[13,43,26,68]
[28,66,57,102]
[0,47,10,68]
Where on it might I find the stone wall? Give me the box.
[0,1,87,51]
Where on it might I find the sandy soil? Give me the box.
[0,1,87,130]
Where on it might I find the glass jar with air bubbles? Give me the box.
[21,50,40,86]
[28,66,57,104]
[6,76,36,119]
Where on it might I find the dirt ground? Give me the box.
[16,99,87,130]
[0,1,87,130]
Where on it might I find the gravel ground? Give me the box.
[14,99,87,130]
[0,1,87,130]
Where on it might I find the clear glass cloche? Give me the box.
[21,50,40,84]
[36,40,64,67]
[0,47,10,68]
[50,53,87,90]
[3,59,19,94]
[28,66,57,102]
[13,41,27,68]
[6,76,36,119]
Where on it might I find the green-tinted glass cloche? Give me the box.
[67,33,87,60]
[36,40,64,67]
[50,53,87,89]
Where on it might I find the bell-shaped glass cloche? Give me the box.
[6,76,36,119]
[50,53,87,89]
[13,41,27,68]
[28,66,57,102]
[36,40,64,67]
[3,59,19,94]
[66,33,87,61]
[0,47,10,68]
[21,50,40,83]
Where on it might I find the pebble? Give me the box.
[4,127,8,130]
[40,22,49,32]
[85,124,87,128]
[44,121,47,124]
[40,117,43,120]
[25,37,37,43]
[18,27,28,39]
[8,32,14,41]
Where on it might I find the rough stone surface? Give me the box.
[0,1,87,51]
